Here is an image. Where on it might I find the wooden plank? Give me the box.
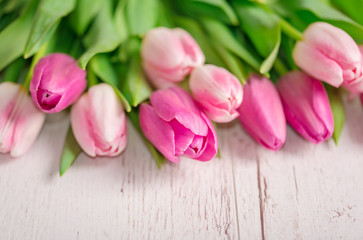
[0,113,240,240]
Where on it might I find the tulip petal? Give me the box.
[293,41,344,87]
[71,94,96,157]
[139,103,179,162]
[194,112,218,161]
[150,87,208,136]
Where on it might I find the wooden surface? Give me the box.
[1,98,363,240]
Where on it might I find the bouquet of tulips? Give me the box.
[1,0,362,175]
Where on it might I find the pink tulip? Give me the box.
[71,83,127,157]
[342,46,363,93]
[293,22,362,87]
[0,82,45,157]
[277,71,334,144]
[237,74,286,150]
[189,65,243,123]
[30,53,87,113]
[139,87,217,162]
[141,27,205,89]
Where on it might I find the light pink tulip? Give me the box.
[141,27,205,89]
[139,87,217,162]
[189,65,243,123]
[30,53,87,113]
[71,83,127,157]
[342,45,363,93]
[277,71,334,144]
[237,75,286,150]
[293,22,362,87]
[0,82,46,157]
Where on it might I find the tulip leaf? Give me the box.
[326,86,345,145]
[24,0,76,58]
[127,110,166,169]
[286,0,363,43]
[89,54,132,112]
[232,1,281,74]
[2,58,25,83]
[126,0,159,36]
[78,1,122,69]
[60,127,82,176]
[331,0,363,26]
[201,18,261,72]
[175,0,239,26]
[69,0,103,36]
[0,0,39,71]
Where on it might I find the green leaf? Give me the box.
[326,86,345,145]
[120,38,153,107]
[175,0,239,25]
[60,127,82,176]
[24,0,76,58]
[331,0,363,26]
[69,0,103,35]
[2,57,24,83]
[89,54,132,112]
[232,1,281,74]
[201,18,261,72]
[78,1,122,69]
[114,0,129,42]
[126,0,159,36]
[0,0,39,71]
[127,110,166,169]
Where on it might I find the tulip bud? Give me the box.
[0,82,46,157]
[237,75,286,150]
[141,27,205,89]
[70,83,127,157]
[189,65,243,123]
[293,22,362,87]
[277,71,334,144]
[342,45,363,93]
[30,53,87,113]
[139,87,217,162]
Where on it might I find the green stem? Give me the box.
[273,58,289,76]
[87,68,98,87]
[280,18,303,41]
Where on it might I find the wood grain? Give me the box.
[0,98,363,240]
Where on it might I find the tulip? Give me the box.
[277,71,334,144]
[293,22,362,87]
[237,74,286,150]
[71,83,127,157]
[189,65,243,123]
[0,82,46,157]
[30,53,87,113]
[141,27,205,89]
[342,45,363,93]
[139,87,217,162]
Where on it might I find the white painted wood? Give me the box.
[1,98,363,240]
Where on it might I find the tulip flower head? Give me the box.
[238,74,286,151]
[0,82,46,157]
[189,65,243,123]
[139,87,218,162]
[71,83,127,157]
[30,53,87,113]
[141,27,205,88]
[342,45,363,93]
[293,22,362,87]
[277,71,334,144]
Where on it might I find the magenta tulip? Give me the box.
[0,82,46,157]
[277,71,334,144]
[237,74,286,150]
[293,22,362,87]
[71,83,127,157]
[189,65,243,123]
[139,87,217,162]
[30,53,87,113]
[141,27,205,89]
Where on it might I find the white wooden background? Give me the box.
[1,98,363,240]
